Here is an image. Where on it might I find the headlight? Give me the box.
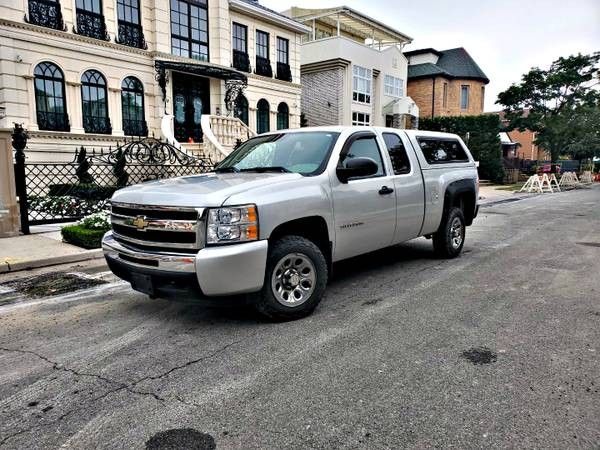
[206,204,258,245]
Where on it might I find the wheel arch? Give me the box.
[442,179,477,226]
[268,216,332,273]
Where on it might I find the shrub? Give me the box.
[79,211,111,230]
[28,196,108,217]
[61,211,111,249]
[61,225,107,249]
[419,115,505,183]
[48,183,117,200]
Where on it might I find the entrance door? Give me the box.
[172,73,210,143]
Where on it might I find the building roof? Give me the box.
[404,48,442,58]
[229,0,310,33]
[288,6,412,45]
[407,47,489,84]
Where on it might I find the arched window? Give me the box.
[81,69,111,134]
[121,76,147,136]
[277,102,289,130]
[257,99,270,134]
[234,95,249,126]
[34,62,69,132]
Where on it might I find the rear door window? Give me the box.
[416,138,469,164]
[382,133,411,175]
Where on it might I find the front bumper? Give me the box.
[102,232,268,297]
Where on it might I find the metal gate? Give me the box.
[12,126,214,234]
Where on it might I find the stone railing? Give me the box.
[200,115,256,162]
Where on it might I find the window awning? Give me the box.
[154,60,247,82]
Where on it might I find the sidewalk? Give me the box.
[0,230,103,273]
[478,184,533,206]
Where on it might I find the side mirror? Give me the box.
[336,157,379,183]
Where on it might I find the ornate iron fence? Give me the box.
[12,126,214,234]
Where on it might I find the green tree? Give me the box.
[497,52,600,161]
[564,105,600,160]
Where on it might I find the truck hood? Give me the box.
[110,172,303,207]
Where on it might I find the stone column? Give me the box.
[249,106,257,134]
[110,86,124,136]
[67,81,85,134]
[22,75,39,131]
[0,130,20,237]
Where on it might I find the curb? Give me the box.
[0,249,104,274]
[479,196,531,207]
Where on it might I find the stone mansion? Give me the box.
[0,0,308,161]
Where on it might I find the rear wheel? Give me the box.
[251,236,328,321]
[432,207,466,258]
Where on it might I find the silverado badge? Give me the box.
[132,216,149,230]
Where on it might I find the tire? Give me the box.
[251,235,328,321]
[432,207,466,258]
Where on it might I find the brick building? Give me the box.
[405,47,489,119]
[497,110,548,161]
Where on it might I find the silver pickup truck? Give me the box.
[103,126,479,320]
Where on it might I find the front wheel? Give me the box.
[432,207,466,258]
[251,236,328,321]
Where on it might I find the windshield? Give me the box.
[215,131,340,176]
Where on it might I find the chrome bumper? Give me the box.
[102,232,268,296]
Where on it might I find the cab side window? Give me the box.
[382,133,411,175]
[340,136,385,178]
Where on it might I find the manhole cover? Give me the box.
[461,347,497,365]
[146,429,216,450]
[1,272,107,298]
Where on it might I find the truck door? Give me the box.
[331,132,397,261]
[381,131,426,243]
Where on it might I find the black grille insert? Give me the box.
[112,223,197,244]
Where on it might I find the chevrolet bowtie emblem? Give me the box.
[132,216,149,230]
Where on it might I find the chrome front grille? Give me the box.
[110,202,204,252]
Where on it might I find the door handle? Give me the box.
[379,186,394,195]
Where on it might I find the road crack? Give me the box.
[0,339,245,445]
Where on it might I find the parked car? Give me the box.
[103,127,479,320]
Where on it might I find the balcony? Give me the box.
[254,56,273,78]
[116,22,147,49]
[26,0,66,31]
[123,119,148,137]
[74,9,109,41]
[37,111,70,132]
[83,116,112,134]
[275,62,292,82]
[232,50,251,73]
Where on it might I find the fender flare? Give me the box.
[442,179,477,226]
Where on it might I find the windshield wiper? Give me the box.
[214,166,240,173]
[239,166,291,173]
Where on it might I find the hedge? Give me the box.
[48,183,117,200]
[419,115,505,183]
[61,224,107,249]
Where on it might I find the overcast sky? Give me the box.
[261,0,600,111]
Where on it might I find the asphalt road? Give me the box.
[1,188,599,449]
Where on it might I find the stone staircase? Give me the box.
[162,114,256,165]
[180,142,206,159]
